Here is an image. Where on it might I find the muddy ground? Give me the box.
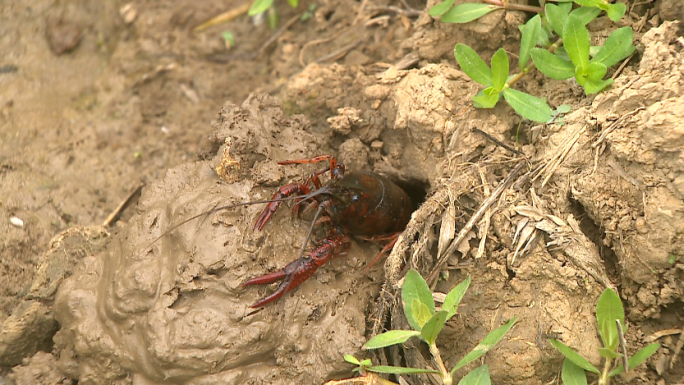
[1,0,683,384]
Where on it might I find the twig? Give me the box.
[611,53,635,80]
[352,0,370,26]
[616,319,629,373]
[314,33,366,64]
[249,13,301,60]
[428,161,527,284]
[299,28,348,67]
[102,184,144,227]
[592,107,645,148]
[481,0,542,14]
[532,124,585,188]
[671,323,684,370]
[644,327,683,343]
[366,5,422,18]
[473,127,526,157]
[133,63,178,87]
[193,3,251,32]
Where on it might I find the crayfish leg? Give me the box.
[362,232,401,274]
[277,155,345,180]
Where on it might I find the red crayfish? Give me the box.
[243,155,413,307]
[157,155,413,308]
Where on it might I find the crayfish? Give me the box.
[158,155,413,308]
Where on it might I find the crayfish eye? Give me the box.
[351,194,360,203]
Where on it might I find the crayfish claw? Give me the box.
[254,183,310,231]
[248,277,294,308]
[242,270,288,286]
[242,235,349,308]
[254,202,279,231]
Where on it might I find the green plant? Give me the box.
[351,270,516,385]
[430,0,635,122]
[249,0,298,16]
[249,0,300,29]
[550,288,660,385]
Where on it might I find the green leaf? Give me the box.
[421,310,449,345]
[585,62,608,81]
[591,27,635,68]
[363,330,421,349]
[573,0,605,7]
[545,4,568,36]
[502,88,553,123]
[451,317,517,374]
[455,44,493,86]
[569,6,602,25]
[607,343,660,377]
[559,2,573,12]
[561,358,588,385]
[549,339,600,374]
[248,0,274,16]
[491,48,509,91]
[472,88,500,108]
[531,48,575,80]
[441,3,500,24]
[520,15,542,69]
[414,299,433,329]
[429,0,456,17]
[287,0,298,7]
[443,275,471,320]
[403,269,435,331]
[458,365,491,385]
[537,27,552,47]
[344,355,361,365]
[606,2,627,21]
[596,288,624,350]
[599,347,623,359]
[563,15,591,69]
[554,46,570,61]
[267,6,278,29]
[556,104,572,114]
[585,71,610,92]
[365,365,442,375]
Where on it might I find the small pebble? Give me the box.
[10,216,24,227]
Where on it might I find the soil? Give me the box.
[0,0,682,384]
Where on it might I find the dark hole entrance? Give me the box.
[393,178,430,211]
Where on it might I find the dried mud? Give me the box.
[1,0,683,385]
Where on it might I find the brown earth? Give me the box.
[0,0,683,384]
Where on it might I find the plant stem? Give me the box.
[481,0,542,14]
[429,343,452,385]
[505,38,563,88]
[598,358,612,385]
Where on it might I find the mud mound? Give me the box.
[51,94,381,384]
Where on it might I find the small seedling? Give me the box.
[301,4,317,21]
[249,0,298,16]
[249,0,300,28]
[550,288,660,385]
[221,31,235,49]
[430,0,635,122]
[348,270,516,385]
